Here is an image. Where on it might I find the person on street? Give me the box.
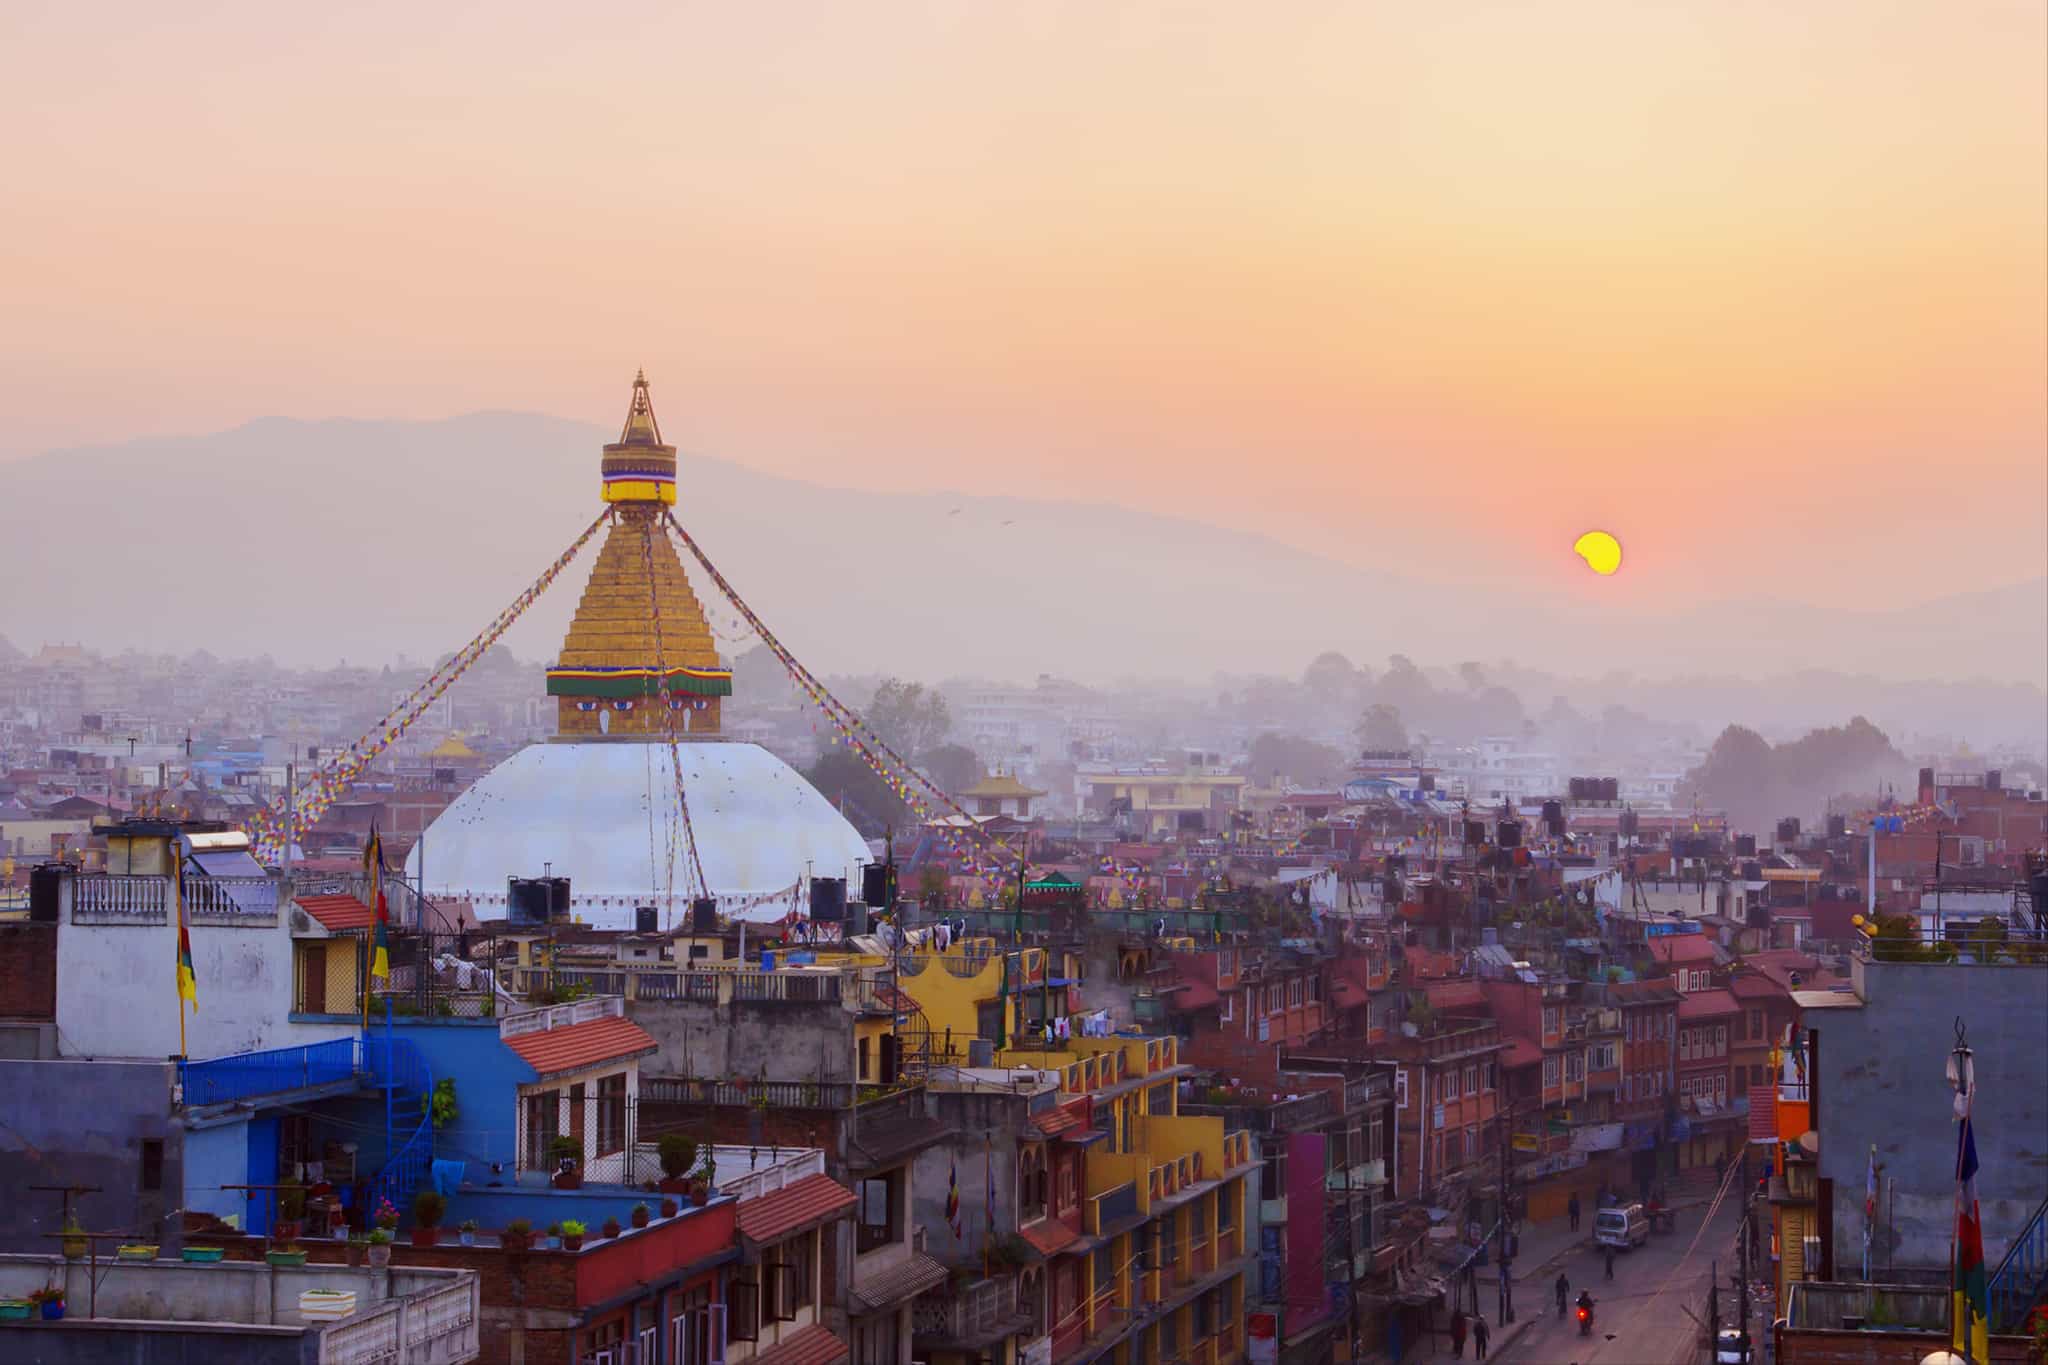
[1555,1272,1571,1318]
[1451,1310,1467,1358]
[1605,1244,1617,1280]
[1473,1315,1490,1360]
[1568,1191,1581,1231]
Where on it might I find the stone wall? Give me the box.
[0,1060,183,1254]
[630,996,856,1085]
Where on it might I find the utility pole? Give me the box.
[1710,1256,1720,1358]
[1496,1098,1516,1326]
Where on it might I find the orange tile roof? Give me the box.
[749,1324,849,1365]
[737,1173,857,1246]
[504,1016,658,1080]
[297,893,375,932]
[1018,1218,1081,1257]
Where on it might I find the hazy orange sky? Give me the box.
[3,1,2042,607]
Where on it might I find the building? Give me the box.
[402,374,871,928]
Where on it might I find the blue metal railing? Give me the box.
[362,1035,435,1222]
[1989,1193,2048,1331]
[179,1038,358,1106]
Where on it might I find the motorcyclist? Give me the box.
[1577,1288,1596,1335]
[1555,1272,1570,1319]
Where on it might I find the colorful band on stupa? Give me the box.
[543,663,732,698]
[598,368,678,506]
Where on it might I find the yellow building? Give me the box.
[1079,770,1248,838]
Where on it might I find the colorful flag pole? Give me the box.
[361,827,388,1031]
[946,1156,962,1241]
[174,852,197,1055]
[1952,1037,1988,1363]
[1864,1144,1877,1281]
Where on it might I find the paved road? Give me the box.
[1487,1194,1744,1365]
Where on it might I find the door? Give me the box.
[246,1116,280,1236]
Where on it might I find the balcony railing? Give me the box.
[322,1274,482,1365]
[640,1075,919,1112]
[71,874,168,924]
[500,994,623,1038]
[1089,1182,1139,1233]
[181,1037,359,1106]
[913,1275,1022,1343]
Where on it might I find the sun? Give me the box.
[1574,530,1623,576]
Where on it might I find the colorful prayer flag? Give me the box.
[946,1157,961,1239]
[1953,1110,1989,1360]
[365,828,390,982]
[174,857,198,1010]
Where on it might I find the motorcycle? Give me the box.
[1577,1298,1596,1337]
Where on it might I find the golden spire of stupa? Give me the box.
[547,372,731,739]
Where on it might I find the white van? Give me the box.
[1594,1203,1649,1250]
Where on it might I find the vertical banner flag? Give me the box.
[175,855,198,1010]
[1953,1104,1989,1360]
[366,827,390,983]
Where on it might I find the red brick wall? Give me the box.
[1777,1328,2032,1363]
[0,923,56,1019]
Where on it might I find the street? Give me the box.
[1487,1193,1744,1365]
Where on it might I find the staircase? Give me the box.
[1988,1192,2048,1332]
[361,1035,435,1222]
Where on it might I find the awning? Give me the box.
[749,1324,848,1365]
[1061,1129,1109,1148]
[1018,1220,1080,1258]
[737,1173,857,1247]
[848,1251,949,1312]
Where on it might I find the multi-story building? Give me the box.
[1672,986,1740,1173]
[1383,1021,1503,1203]
[1609,978,1680,1193]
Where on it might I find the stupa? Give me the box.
[404,373,870,927]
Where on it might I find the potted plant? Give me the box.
[691,1148,716,1206]
[559,1220,586,1253]
[343,1235,368,1267]
[29,1287,64,1321]
[630,1202,651,1230]
[501,1219,532,1253]
[657,1133,698,1194]
[549,1135,584,1190]
[411,1190,446,1247]
[373,1198,400,1236]
[458,1218,478,1248]
[366,1229,393,1268]
[60,1216,86,1260]
[116,1243,157,1262]
[601,1216,621,1241]
[183,1244,227,1264]
[266,1243,308,1267]
[274,1179,306,1243]
[544,1223,563,1250]
[659,1197,679,1219]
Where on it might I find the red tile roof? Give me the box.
[503,1016,658,1080]
[736,1173,857,1246]
[1646,935,1719,965]
[1609,979,1682,1005]
[1677,988,1740,1020]
[1033,1105,1084,1139]
[748,1324,848,1365]
[1728,973,1788,1001]
[297,893,375,932]
[1018,1218,1081,1257]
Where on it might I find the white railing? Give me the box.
[501,994,623,1038]
[321,1274,478,1365]
[70,874,168,923]
[914,1276,1020,1341]
[184,874,280,921]
[714,1147,825,1203]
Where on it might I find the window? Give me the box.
[1059,1158,1078,1212]
[1217,1179,1236,1231]
[727,1270,759,1342]
[859,1036,871,1080]
[1308,976,1322,1003]
[1463,1064,1477,1094]
[857,1170,903,1254]
[1483,1060,1496,1091]
[1220,992,1233,1021]
[523,1089,561,1169]
[1565,1053,1585,1082]
[1714,1025,1727,1055]
[1287,978,1302,1008]
[1259,1145,1286,1201]
[1542,1006,1560,1034]
[1148,1082,1174,1115]
[1543,1057,1560,1087]
[1093,1247,1114,1297]
[851,1314,901,1365]
[596,1073,627,1157]
[140,1139,164,1192]
[1020,1147,1049,1222]
[1749,1008,1763,1039]
[768,1233,814,1319]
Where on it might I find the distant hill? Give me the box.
[0,414,2041,703]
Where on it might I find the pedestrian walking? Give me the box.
[1473,1315,1490,1360]
[1568,1192,1581,1231]
[1451,1310,1467,1358]
[1555,1272,1570,1318]
[1604,1244,1616,1280]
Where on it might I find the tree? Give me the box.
[1239,733,1349,788]
[865,679,952,756]
[1356,703,1409,753]
[802,748,907,836]
[920,742,985,795]
[1302,652,1358,702]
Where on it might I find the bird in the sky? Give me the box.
[948,508,962,516]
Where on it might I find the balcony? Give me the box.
[0,1254,480,1364]
[180,1037,360,1107]
[912,1275,1033,1348]
[1088,1182,1140,1234]
[639,1075,918,1112]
